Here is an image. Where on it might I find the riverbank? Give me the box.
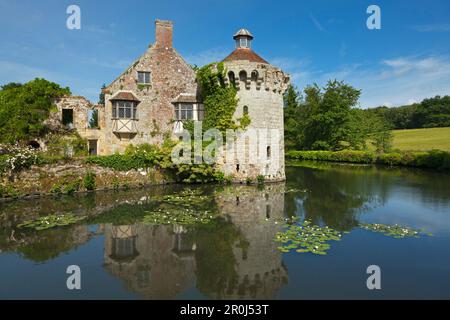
[0,159,172,200]
[286,150,450,170]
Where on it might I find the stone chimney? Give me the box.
[155,19,173,48]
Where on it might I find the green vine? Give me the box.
[196,62,250,133]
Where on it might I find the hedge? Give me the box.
[286,150,450,170]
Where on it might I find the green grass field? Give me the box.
[392,127,450,152]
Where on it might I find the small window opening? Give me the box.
[62,109,74,127]
[88,109,99,128]
[137,71,151,84]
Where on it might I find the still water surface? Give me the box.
[1,163,449,299]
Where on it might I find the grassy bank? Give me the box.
[391,127,450,151]
[286,150,450,170]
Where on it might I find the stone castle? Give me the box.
[54,19,290,181]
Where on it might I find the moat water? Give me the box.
[0,163,449,299]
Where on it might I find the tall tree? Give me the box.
[0,78,70,144]
[283,84,302,150]
[98,84,106,106]
[302,80,360,151]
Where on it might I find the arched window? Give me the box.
[243,106,249,115]
[239,70,247,82]
[251,70,258,82]
[267,146,271,159]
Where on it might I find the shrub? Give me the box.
[50,183,62,194]
[257,175,265,185]
[286,150,450,170]
[83,171,96,191]
[64,179,81,195]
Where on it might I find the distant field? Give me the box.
[391,127,450,152]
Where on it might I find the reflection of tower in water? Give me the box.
[213,184,288,299]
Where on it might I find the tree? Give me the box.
[98,84,106,106]
[0,78,70,144]
[301,80,361,151]
[283,84,302,150]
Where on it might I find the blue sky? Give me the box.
[1,0,450,108]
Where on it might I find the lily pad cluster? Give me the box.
[156,189,212,207]
[359,223,432,238]
[142,189,217,226]
[17,214,85,231]
[142,208,214,226]
[274,220,342,255]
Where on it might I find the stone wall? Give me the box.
[101,19,198,154]
[0,161,170,200]
[218,61,289,182]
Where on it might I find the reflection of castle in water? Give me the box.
[104,224,196,299]
[103,184,288,299]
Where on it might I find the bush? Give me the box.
[257,175,265,185]
[286,150,376,164]
[286,149,450,170]
[64,179,81,195]
[83,171,96,191]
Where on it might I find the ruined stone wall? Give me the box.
[0,160,170,199]
[52,96,106,153]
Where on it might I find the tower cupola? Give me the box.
[233,29,253,49]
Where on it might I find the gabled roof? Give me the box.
[110,91,140,102]
[223,48,269,64]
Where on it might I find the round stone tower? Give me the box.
[219,29,290,182]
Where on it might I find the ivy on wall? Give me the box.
[196,62,250,133]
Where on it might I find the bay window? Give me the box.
[112,100,138,119]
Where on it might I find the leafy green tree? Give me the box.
[301,80,361,151]
[283,84,302,150]
[0,78,70,144]
[98,84,106,105]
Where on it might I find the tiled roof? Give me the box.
[110,92,140,101]
[223,48,269,64]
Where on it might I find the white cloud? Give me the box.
[0,60,100,102]
[309,13,327,32]
[274,55,450,108]
[183,47,230,67]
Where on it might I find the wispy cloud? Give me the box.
[0,60,101,102]
[309,13,327,32]
[85,25,115,35]
[412,24,450,32]
[274,55,450,108]
[183,47,229,67]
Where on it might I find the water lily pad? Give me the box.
[17,214,85,231]
[359,223,431,239]
[274,220,342,255]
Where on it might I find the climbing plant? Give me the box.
[196,62,250,133]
